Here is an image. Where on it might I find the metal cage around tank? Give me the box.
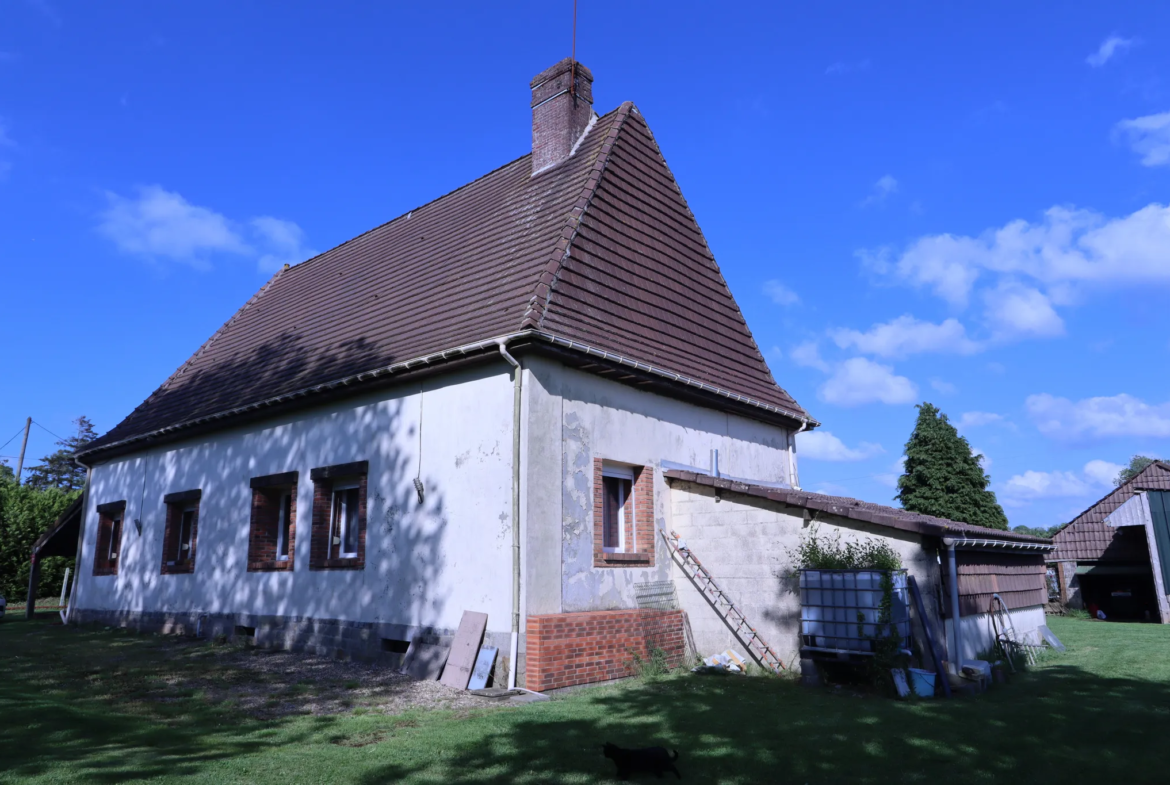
[799,569,911,655]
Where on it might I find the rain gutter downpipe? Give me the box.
[789,417,809,490]
[943,537,963,674]
[497,340,522,690]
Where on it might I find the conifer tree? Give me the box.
[896,403,1008,530]
[23,416,96,492]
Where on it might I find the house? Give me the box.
[69,58,1051,690]
[1048,461,1170,623]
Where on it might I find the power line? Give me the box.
[31,420,68,443]
[0,426,26,453]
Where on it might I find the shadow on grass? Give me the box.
[350,663,1170,784]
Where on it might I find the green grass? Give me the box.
[2,615,1170,783]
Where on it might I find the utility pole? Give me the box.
[15,416,30,485]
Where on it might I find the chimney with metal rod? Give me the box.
[530,57,595,175]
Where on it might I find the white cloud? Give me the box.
[252,216,317,272]
[957,411,1007,430]
[797,430,884,462]
[869,203,1170,315]
[930,378,957,395]
[1027,392,1170,442]
[1003,470,1090,500]
[99,185,312,271]
[831,315,981,358]
[790,340,830,373]
[819,357,918,406]
[1083,459,1124,488]
[982,282,1064,339]
[1115,111,1170,168]
[1086,35,1136,67]
[874,456,907,488]
[1002,459,1124,502]
[862,175,898,206]
[763,280,800,306]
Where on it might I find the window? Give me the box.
[175,505,197,563]
[331,482,361,559]
[593,459,654,567]
[277,492,293,561]
[161,489,201,574]
[93,500,126,576]
[602,466,635,553]
[309,461,368,570]
[247,472,298,572]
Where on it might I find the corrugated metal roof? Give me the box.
[82,103,809,458]
[1049,461,1170,563]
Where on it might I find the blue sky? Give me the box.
[2,2,1169,530]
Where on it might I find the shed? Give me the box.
[1048,461,1170,623]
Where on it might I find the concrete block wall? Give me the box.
[667,480,946,666]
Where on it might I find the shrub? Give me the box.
[788,526,903,572]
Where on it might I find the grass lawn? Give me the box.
[2,615,1169,783]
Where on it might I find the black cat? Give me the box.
[602,742,681,780]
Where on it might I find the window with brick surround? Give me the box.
[247,471,298,572]
[93,500,126,576]
[593,459,654,567]
[161,489,201,575]
[309,461,368,570]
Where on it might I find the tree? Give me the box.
[1012,524,1060,538]
[23,416,96,492]
[1115,455,1157,487]
[897,402,1009,530]
[0,480,79,600]
[0,461,13,482]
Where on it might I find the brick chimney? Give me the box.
[530,58,595,175]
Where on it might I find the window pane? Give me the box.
[278,494,292,559]
[343,487,359,555]
[179,510,195,560]
[603,477,621,549]
[109,516,122,560]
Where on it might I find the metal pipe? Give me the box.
[497,341,523,690]
[944,538,963,673]
[788,417,809,489]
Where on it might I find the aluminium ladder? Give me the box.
[660,529,786,672]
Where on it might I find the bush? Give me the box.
[626,647,673,679]
[788,526,903,572]
[0,479,79,600]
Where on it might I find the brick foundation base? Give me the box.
[526,609,686,691]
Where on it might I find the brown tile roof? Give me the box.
[1048,461,1170,563]
[664,470,1053,547]
[81,104,810,460]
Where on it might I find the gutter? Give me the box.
[943,538,964,673]
[788,417,809,490]
[496,340,523,690]
[79,330,816,464]
[944,536,1054,553]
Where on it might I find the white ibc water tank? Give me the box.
[800,569,910,654]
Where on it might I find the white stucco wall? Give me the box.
[74,365,516,637]
[667,481,948,666]
[519,357,796,617]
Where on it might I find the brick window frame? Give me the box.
[247,471,299,572]
[161,489,201,575]
[93,500,126,576]
[592,458,654,567]
[309,461,368,571]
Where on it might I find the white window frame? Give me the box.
[601,464,636,554]
[275,491,293,561]
[330,482,360,559]
[107,513,122,563]
[177,503,197,562]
